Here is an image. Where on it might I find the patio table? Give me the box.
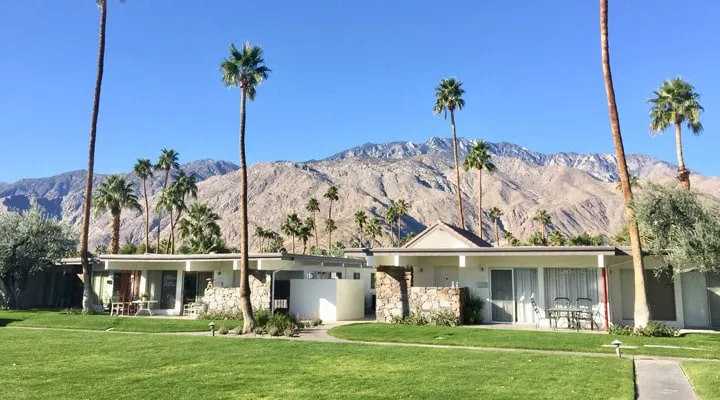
[546,307,584,330]
[132,300,158,316]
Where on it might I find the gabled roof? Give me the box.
[401,220,492,249]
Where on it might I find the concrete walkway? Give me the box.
[634,358,698,399]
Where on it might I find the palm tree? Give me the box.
[298,219,314,254]
[79,0,110,312]
[434,77,466,229]
[364,217,383,248]
[154,148,180,252]
[488,207,503,245]
[354,210,368,247]
[178,203,222,254]
[306,198,320,249]
[463,141,496,238]
[502,231,516,247]
[615,175,639,192]
[324,218,337,249]
[323,186,339,247]
[94,175,141,254]
[532,210,552,240]
[393,199,411,245]
[649,77,704,190]
[548,230,565,246]
[133,158,153,253]
[156,185,183,254]
[281,213,301,253]
[169,170,198,253]
[220,41,270,333]
[254,226,267,251]
[601,0,650,328]
[384,205,399,246]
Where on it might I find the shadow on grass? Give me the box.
[0,318,22,327]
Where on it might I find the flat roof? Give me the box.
[344,246,633,258]
[95,252,367,266]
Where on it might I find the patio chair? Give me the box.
[530,297,548,329]
[575,297,597,330]
[553,297,572,328]
[109,296,126,316]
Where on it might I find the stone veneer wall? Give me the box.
[375,266,467,323]
[203,270,271,314]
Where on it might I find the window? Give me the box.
[544,268,599,307]
[353,272,361,280]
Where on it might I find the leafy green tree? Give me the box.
[532,210,552,240]
[154,148,180,252]
[398,232,416,247]
[220,41,270,333]
[79,0,111,313]
[502,231,516,247]
[567,232,606,246]
[133,158,154,253]
[463,141,496,238]
[364,217,383,248]
[434,77,466,229]
[94,175,141,254]
[323,186,339,247]
[601,0,650,327]
[0,207,76,309]
[298,219,314,254]
[178,203,223,254]
[488,207,503,245]
[616,175,639,192]
[649,77,704,190]
[548,230,566,246]
[281,213,302,253]
[306,198,320,248]
[525,231,547,246]
[611,224,630,246]
[634,184,720,273]
[119,243,138,254]
[354,210,368,247]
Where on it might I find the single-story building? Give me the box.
[92,253,372,322]
[345,221,720,330]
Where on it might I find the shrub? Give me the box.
[254,309,272,327]
[463,296,484,325]
[253,326,266,335]
[198,310,243,321]
[265,313,298,336]
[428,310,459,327]
[230,326,242,335]
[217,326,230,335]
[311,317,322,327]
[266,325,280,336]
[609,321,678,337]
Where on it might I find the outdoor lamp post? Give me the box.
[209,321,216,336]
[611,339,622,358]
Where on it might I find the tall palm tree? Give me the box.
[323,186,339,247]
[364,217,383,248]
[306,198,320,249]
[94,175,141,254]
[254,226,267,251]
[169,170,198,253]
[154,148,179,252]
[220,41,270,333]
[488,207,503,245]
[298,219,314,255]
[434,77,466,229]
[502,231,516,247]
[548,230,566,246]
[464,140,496,239]
[601,0,649,328]
[324,218,337,249]
[393,199,411,245]
[79,0,109,312]
[384,205,399,246]
[533,210,552,240]
[648,77,704,190]
[178,203,222,254]
[354,210,368,247]
[156,184,183,254]
[133,158,154,253]
[281,213,301,253]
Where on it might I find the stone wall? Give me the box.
[202,270,271,314]
[375,266,467,323]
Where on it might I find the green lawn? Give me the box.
[683,362,720,400]
[0,310,240,333]
[0,329,633,400]
[329,323,720,360]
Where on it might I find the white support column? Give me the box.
[185,260,192,271]
[139,273,147,297]
[233,259,239,270]
[459,255,466,268]
[537,267,546,311]
[174,270,184,315]
[394,255,400,267]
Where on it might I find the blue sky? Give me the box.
[1,0,718,182]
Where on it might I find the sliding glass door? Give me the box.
[490,270,514,322]
[514,269,538,324]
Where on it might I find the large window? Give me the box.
[160,271,177,309]
[544,268,599,307]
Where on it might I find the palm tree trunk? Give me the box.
[674,122,690,189]
[396,217,401,246]
[541,224,546,240]
[477,168,483,239]
[601,0,649,328]
[292,235,295,253]
[313,212,318,249]
[494,220,499,245]
[156,169,170,253]
[79,0,107,312]
[450,109,465,229]
[111,213,120,254]
[166,208,174,254]
[238,86,256,333]
[143,178,150,253]
[327,203,333,249]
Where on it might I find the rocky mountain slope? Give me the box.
[2,137,718,250]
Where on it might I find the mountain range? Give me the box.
[2,137,718,250]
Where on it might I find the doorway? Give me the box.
[183,272,213,304]
[708,272,720,328]
[490,269,513,322]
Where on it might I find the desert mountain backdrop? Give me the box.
[2,137,719,250]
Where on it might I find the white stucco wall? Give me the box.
[409,230,469,249]
[335,280,365,321]
[290,279,337,321]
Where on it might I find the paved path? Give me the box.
[634,358,698,400]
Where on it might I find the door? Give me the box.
[514,269,538,324]
[160,271,177,309]
[491,269,514,322]
[682,272,710,328]
[708,272,720,328]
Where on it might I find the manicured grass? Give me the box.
[329,323,720,360]
[0,329,633,400]
[0,310,241,333]
[683,362,720,400]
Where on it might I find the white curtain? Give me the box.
[514,268,538,324]
[544,268,598,308]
